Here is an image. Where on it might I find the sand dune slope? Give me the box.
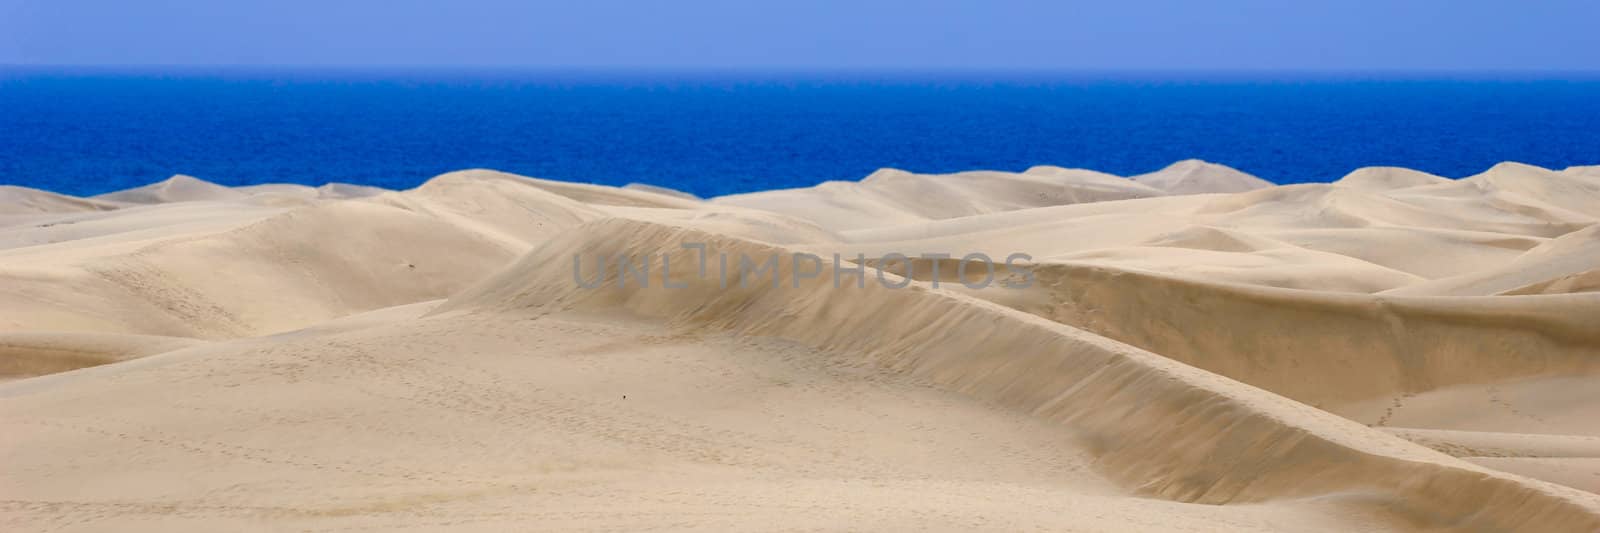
[0,185,124,216]
[438,218,1600,530]
[809,162,1600,498]
[1334,167,1452,191]
[0,303,1408,532]
[0,201,285,253]
[93,175,249,204]
[976,263,1600,407]
[0,331,204,381]
[1387,225,1600,296]
[0,200,513,338]
[1460,162,1600,218]
[623,182,701,200]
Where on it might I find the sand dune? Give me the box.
[1460,162,1600,218]
[434,218,1600,529]
[976,264,1600,407]
[0,201,285,253]
[93,174,249,204]
[2,196,503,339]
[95,175,390,208]
[1387,225,1600,296]
[0,185,124,216]
[623,182,702,200]
[714,166,1170,231]
[1131,159,1274,194]
[1333,166,1452,191]
[4,160,1600,531]
[0,169,837,347]
[0,331,204,381]
[234,182,388,206]
[0,171,598,341]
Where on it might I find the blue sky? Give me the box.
[2,0,1596,70]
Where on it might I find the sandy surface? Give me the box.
[3,161,1598,531]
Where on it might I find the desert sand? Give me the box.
[2,160,1599,531]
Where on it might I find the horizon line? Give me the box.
[7,63,1600,74]
[7,64,1600,82]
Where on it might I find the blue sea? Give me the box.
[2,67,1598,198]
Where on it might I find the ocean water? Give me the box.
[2,67,1598,198]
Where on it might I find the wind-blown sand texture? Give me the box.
[3,160,1599,531]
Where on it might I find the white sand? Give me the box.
[1130,159,1275,194]
[2,162,1598,531]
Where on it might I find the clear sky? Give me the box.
[2,0,1597,71]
